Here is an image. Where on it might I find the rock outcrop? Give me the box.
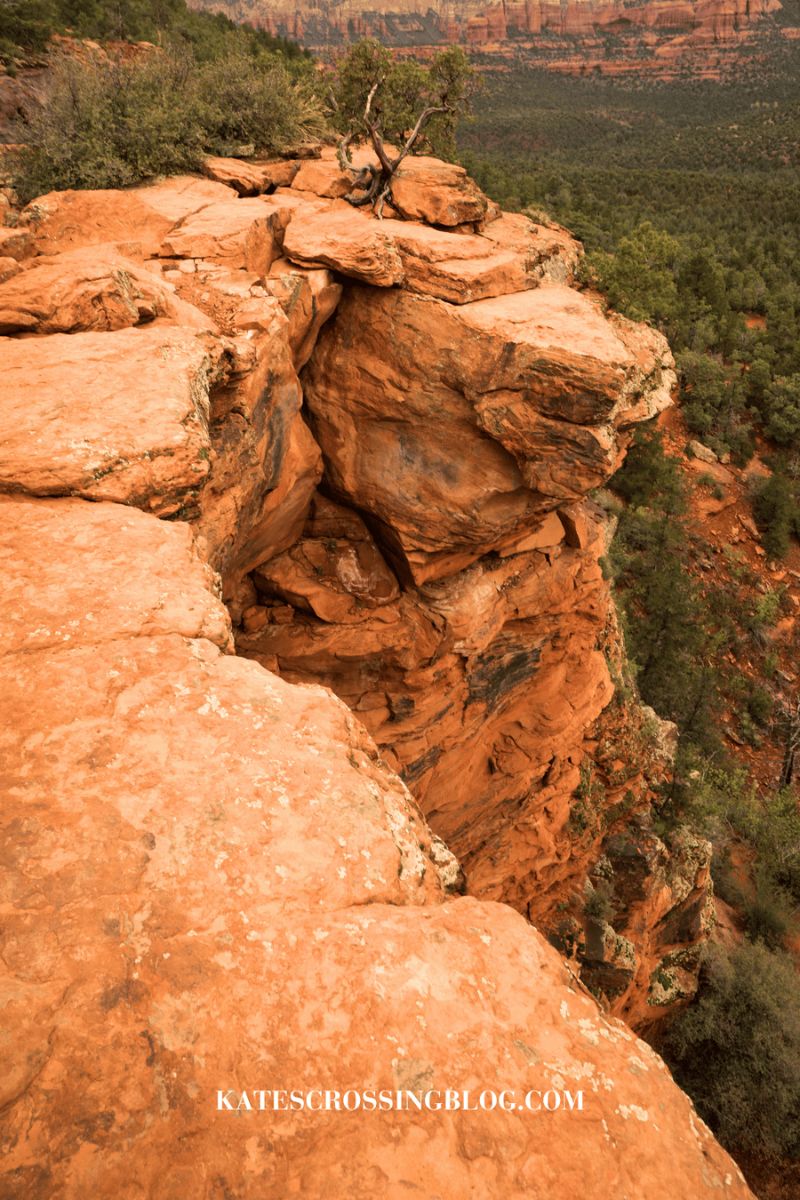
[0,150,754,1197]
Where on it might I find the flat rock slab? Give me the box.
[202,155,300,195]
[130,176,236,224]
[376,219,528,303]
[161,199,284,276]
[25,176,232,256]
[278,208,571,305]
[0,326,216,513]
[0,495,232,658]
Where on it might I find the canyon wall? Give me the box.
[187,0,784,76]
[0,150,751,1196]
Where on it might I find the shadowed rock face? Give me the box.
[0,152,754,1198]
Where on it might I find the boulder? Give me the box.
[253,493,400,623]
[0,255,21,282]
[191,303,323,585]
[290,155,355,198]
[0,246,179,334]
[389,155,489,227]
[201,155,300,195]
[687,438,718,464]
[215,409,323,592]
[302,283,675,583]
[0,223,33,261]
[283,208,404,287]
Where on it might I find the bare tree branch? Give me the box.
[390,103,451,174]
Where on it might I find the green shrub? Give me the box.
[12,48,325,201]
[746,682,774,727]
[13,53,204,198]
[677,350,752,462]
[751,469,800,561]
[663,940,800,1163]
[742,872,794,949]
[0,0,55,61]
[196,50,325,157]
[761,373,800,446]
[585,221,681,326]
[583,879,617,923]
[610,423,685,512]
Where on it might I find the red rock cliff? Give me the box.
[0,152,753,1197]
[187,0,783,64]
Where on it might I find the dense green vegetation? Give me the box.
[460,62,800,557]
[664,940,800,1164]
[4,0,324,200]
[607,427,777,759]
[11,46,324,200]
[0,0,307,66]
[606,425,800,1179]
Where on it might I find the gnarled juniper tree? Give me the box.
[324,40,476,217]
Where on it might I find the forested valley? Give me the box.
[462,56,800,1196]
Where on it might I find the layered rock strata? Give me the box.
[12,149,707,1023]
[0,151,752,1197]
[188,0,784,75]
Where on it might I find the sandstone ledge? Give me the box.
[0,156,753,1198]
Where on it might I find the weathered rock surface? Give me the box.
[202,154,300,195]
[302,283,674,583]
[264,258,342,367]
[0,255,21,282]
[190,298,324,588]
[160,198,284,275]
[282,207,405,286]
[0,223,34,260]
[252,493,401,623]
[0,153,754,1198]
[0,326,216,513]
[389,154,490,226]
[0,245,194,334]
[378,215,580,303]
[23,175,233,256]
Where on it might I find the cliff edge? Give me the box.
[0,150,753,1197]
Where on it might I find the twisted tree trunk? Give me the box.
[336,81,449,217]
